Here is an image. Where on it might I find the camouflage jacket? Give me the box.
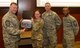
[32,18,44,40]
[63,14,79,36]
[2,11,21,44]
[42,10,61,31]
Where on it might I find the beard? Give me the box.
[64,13,69,17]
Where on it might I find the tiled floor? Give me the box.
[19,41,80,48]
[56,41,80,48]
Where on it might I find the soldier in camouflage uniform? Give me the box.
[42,3,61,48]
[32,9,44,48]
[63,7,79,48]
[2,2,25,48]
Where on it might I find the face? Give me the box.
[10,4,18,14]
[45,3,51,12]
[34,11,41,19]
[63,8,69,16]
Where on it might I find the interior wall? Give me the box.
[0,0,80,48]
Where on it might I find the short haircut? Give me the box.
[10,2,17,6]
[45,2,50,5]
[63,7,69,10]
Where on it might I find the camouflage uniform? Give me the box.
[42,11,61,48]
[2,11,21,48]
[32,18,44,48]
[63,14,79,48]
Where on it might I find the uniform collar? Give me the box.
[8,11,17,18]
